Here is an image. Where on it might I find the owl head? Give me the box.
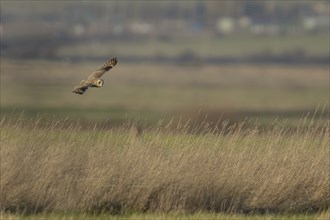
[91,78,104,87]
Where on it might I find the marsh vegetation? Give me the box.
[1,115,329,217]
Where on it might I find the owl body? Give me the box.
[72,57,117,95]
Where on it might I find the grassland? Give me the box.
[0,55,329,219]
[0,114,329,218]
[2,212,330,220]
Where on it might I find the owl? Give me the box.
[72,57,118,95]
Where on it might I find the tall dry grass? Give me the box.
[0,115,329,215]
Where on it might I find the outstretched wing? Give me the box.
[72,80,91,95]
[88,57,118,79]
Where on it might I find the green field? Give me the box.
[1,59,328,127]
[58,34,330,58]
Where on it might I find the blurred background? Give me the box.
[1,0,329,128]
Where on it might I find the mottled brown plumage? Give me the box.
[72,57,118,95]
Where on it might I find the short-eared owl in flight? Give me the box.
[72,57,118,95]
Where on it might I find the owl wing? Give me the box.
[88,57,118,79]
[72,80,92,95]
